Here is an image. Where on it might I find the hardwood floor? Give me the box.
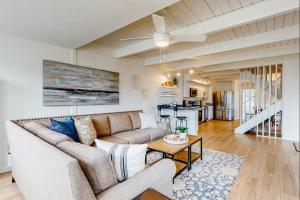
[0,172,23,200]
[0,120,299,200]
[199,120,299,200]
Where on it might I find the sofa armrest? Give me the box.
[97,159,176,200]
[157,122,171,135]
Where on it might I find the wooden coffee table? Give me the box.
[134,188,170,200]
[147,134,202,177]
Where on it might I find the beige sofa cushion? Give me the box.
[22,122,73,145]
[128,112,141,130]
[92,115,111,137]
[100,136,129,144]
[135,128,166,141]
[109,113,133,134]
[113,130,150,144]
[57,141,117,194]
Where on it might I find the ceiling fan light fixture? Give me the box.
[153,33,170,47]
[155,40,169,47]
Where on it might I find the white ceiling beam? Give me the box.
[200,70,240,78]
[171,43,300,69]
[199,54,299,73]
[207,75,241,81]
[145,25,299,65]
[115,0,299,58]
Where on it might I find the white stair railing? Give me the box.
[236,64,282,137]
[235,100,282,134]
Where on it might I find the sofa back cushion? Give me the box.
[109,113,133,134]
[92,115,111,137]
[23,122,73,145]
[128,112,141,130]
[57,141,118,194]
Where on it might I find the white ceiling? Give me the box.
[0,0,179,48]
[1,0,298,71]
[90,0,299,68]
[97,0,267,50]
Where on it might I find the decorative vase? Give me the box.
[179,132,187,139]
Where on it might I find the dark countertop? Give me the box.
[160,106,205,111]
[159,103,214,111]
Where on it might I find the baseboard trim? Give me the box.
[0,166,11,173]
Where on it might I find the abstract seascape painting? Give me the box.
[43,60,119,106]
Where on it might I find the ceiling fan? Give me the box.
[120,14,207,48]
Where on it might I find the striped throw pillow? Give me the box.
[95,139,147,182]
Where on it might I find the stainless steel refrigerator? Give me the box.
[214,91,234,121]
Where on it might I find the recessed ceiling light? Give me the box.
[189,69,194,74]
[176,72,181,76]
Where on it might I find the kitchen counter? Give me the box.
[158,105,214,135]
[159,106,199,135]
[161,106,205,111]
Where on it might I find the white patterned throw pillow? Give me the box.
[139,112,158,129]
[74,117,97,145]
[95,139,147,182]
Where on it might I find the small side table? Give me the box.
[134,188,171,200]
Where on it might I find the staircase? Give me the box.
[234,65,282,137]
[243,70,282,98]
[235,100,282,134]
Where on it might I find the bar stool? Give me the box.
[174,106,188,133]
[157,105,171,123]
[157,105,172,133]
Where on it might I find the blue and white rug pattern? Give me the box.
[147,149,244,200]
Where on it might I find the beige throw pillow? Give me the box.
[74,117,97,145]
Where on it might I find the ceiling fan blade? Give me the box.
[152,14,166,33]
[120,37,152,41]
[171,34,207,42]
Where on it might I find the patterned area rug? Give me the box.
[147,149,244,200]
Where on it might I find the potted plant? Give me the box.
[176,126,188,139]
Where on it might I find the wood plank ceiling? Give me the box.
[86,0,299,69]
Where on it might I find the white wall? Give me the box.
[212,80,233,92]
[0,34,165,172]
[0,33,73,172]
[282,55,299,141]
[76,43,164,114]
[233,80,240,120]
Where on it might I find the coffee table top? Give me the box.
[134,188,170,200]
[148,134,202,155]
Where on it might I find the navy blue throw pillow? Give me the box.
[50,117,80,142]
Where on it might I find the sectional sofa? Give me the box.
[5,110,175,200]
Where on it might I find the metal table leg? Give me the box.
[163,152,166,158]
[200,138,203,160]
[188,146,192,171]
